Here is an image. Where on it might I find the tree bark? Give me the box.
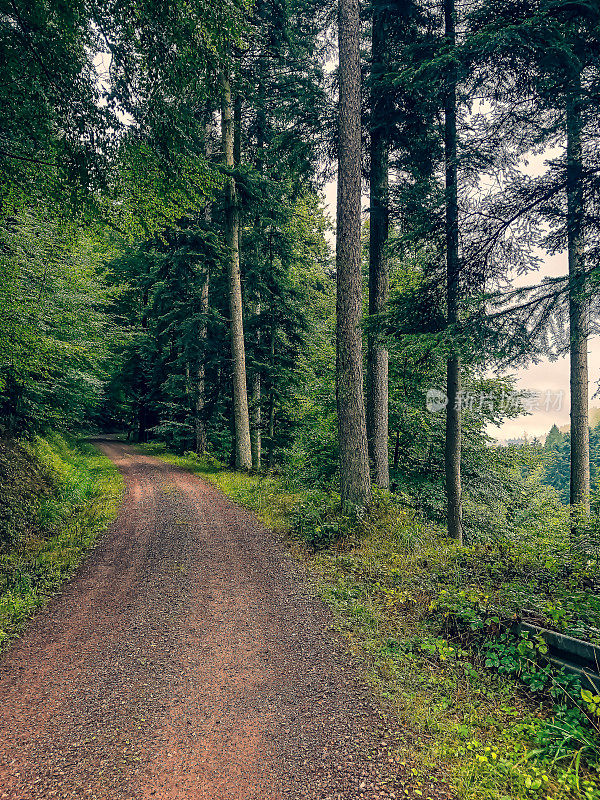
[250,91,266,473]
[444,0,462,545]
[196,114,212,455]
[221,70,252,470]
[267,328,275,469]
[195,259,209,455]
[136,287,150,444]
[250,296,262,470]
[367,0,390,490]
[336,0,372,507]
[567,89,590,515]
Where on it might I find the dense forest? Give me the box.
[2,0,600,798]
[4,0,600,529]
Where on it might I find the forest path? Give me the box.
[0,441,446,800]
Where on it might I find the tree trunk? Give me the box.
[137,404,147,444]
[196,117,212,456]
[444,0,462,545]
[336,0,372,507]
[136,287,150,444]
[195,261,209,455]
[221,70,252,470]
[250,296,261,470]
[367,0,390,490]
[567,89,590,515]
[251,90,266,473]
[267,328,275,469]
[267,394,275,470]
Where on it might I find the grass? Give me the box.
[0,434,123,649]
[312,512,600,800]
[134,443,600,800]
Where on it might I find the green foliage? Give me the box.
[543,422,600,505]
[291,490,346,550]
[0,440,53,550]
[0,0,113,214]
[0,435,123,648]
[103,190,333,459]
[0,212,120,435]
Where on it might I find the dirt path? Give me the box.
[0,442,447,800]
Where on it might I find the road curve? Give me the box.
[0,441,438,800]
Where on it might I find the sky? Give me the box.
[321,156,599,443]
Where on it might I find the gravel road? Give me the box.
[0,442,450,800]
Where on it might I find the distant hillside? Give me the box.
[558,406,600,434]
[543,411,600,502]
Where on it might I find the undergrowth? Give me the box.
[0,434,123,649]
[137,442,600,800]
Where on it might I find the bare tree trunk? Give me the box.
[337,0,372,507]
[221,70,251,470]
[196,260,209,455]
[567,89,590,515]
[234,93,242,165]
[250,93,266,473]
[444,0,462,545]
[267,328,275,469]
[196,115,212,455]
[367,0,390,490]
[267,395,275,470]
[136,287,150,444]
[250,295,261,470]
[137,405,147,444]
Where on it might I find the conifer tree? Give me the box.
[465,0,600,517]
[367,0,390,490]
[337,0,372,506]
[444,0,463,544]
[222,69,252,470]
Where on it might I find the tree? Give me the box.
[336,0,372,506]
[463,0,600,519]
[367,0,390,490]
[443,0,462,544]
[0,0,113,215]
[0,212,118,434]
[194,114,216,455]
[222,70,252,470]
[566,83,589,513]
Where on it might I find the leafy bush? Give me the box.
[290,489,345,550]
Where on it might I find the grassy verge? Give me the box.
[0,434,123,649]
[135,443,600,800]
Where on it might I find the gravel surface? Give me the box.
[0,442,452,799]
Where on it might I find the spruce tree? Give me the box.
[367,0,390,490]
[222,69,252,470]
[337,0,372,506]
[444,0,463,544]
